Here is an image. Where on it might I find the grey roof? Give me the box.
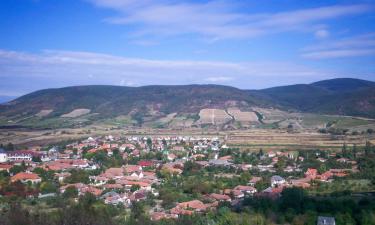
[317,216,335,225]
[271,175,285,182]
[208,159,233,166]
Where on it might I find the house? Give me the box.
[172,146,185,151]
[172,200,207,213]
[150,212,177,221]
[317,216,335,225]
[0,164,12,172]
[60,183,102,196]
[318,171,333,182]
[55,172,71,182]
[0,148,8,163]
[102,191,129,205]
[290,178,311,188]
[231,189,244,199]
[234,185,257,195]
[268,151,276,158]
[124,165,142,174]
[103,167,125,179]
[305,168,318,180]
[208,159,233,167]
[209,193,231,202]
[11,172,41,184]
[167,153,177,161]
[138,160,154,167]
[248,177,262,186]
[271,175,286,187]
[7,150,36,162]
[129,191,147,202]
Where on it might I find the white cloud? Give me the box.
[0,49,326,92]
[315,29,330,39]
[86,0,373,40]
[205,76,233,82]
[302,32,375,59]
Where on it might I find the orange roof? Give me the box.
[0,164,12,170]
[177,200,207,211]
[11,172,41,182]
[209,193,231,201]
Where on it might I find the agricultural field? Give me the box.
[226,129,374,151]
[227,108,259,126]
[61,108,91,118]
[36,109,53,117]
[198,108,232,125]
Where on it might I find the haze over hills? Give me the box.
[0,78,374,129]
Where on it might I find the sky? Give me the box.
[0,0,375,97]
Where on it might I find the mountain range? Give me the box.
[0,78,374,128]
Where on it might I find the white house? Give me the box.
[0,148,8,163]
[271,175,286,187]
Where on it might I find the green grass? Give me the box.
[310,179,374,195]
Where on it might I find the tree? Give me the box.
[65,170,89,184]
[40,181,57,194]
[280,187,306,213]
[6,142,15,151]
[9,164,26,175]
[364,141,373,156]
[32,156,42,162]
[130,184,141,192]
[342,143,348,157]
[146,138,152,150]
[352,144,357,159]
[62,186,78,198]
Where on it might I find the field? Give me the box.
[36,109,53,117]
[226,129,373,151]
[61,109,91,118]
[198,109,232,125]
[227,108,259,126]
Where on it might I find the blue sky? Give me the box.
[0,0,374,97]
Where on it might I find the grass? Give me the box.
[301,114,375,129]
[310,179,374,195]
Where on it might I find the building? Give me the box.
[317,216,335,225]
[271,175,286,187]
[0,148,8,163]
[7,150,36,162]
[11,172,42,184]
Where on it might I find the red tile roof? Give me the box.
[11,172,41,182]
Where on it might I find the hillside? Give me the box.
[0,78,374,129]
[259,78,375,117]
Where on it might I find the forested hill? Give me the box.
[1,78,375,120]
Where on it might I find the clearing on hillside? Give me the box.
[61,109,91,118]
[198,109,232,125]
[36,109,53,117]
[227,108,259,123]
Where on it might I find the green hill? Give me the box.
[0,78,374,128]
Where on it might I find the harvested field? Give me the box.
[252,107,297,124]
[169,117,195,128]
[36,109,53,117]
[157,113,177,124]
[227,108,259,123]
[61,109,91,118]
[198,109,232,125]
[226,129,373,151]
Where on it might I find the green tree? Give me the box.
[62,186,78,198]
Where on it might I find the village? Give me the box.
[0,134,367,224]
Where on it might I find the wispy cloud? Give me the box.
[301,33,375,59]
[205,76,233,82]
[314,29,330,39]
[0,49,326,94]
[86,0,373,40]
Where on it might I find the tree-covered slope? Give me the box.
[1,78,374,121]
